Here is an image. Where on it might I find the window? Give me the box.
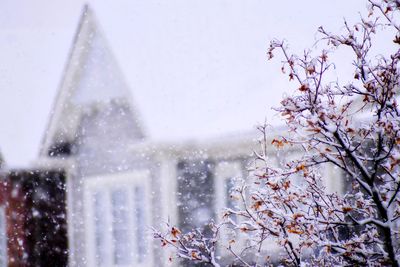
[84,171,151,267]
[215,161,243,217]
[225,177,237,212]
[214,161,243,251]
[0,207,6,266]
[134,186,146,263]
[111,188,132,265]
[92,191,109,266]
[177,160,215,233]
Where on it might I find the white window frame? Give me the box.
[215,161,243,216]
[214,161,245,253]
[83,170,152,267]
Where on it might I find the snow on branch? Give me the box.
[154,1,400,265]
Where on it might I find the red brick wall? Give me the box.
[0,170,68,267]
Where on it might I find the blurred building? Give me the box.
[33,5,259,267]
[0,5,342,267]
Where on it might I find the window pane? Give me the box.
[111,188,132,265]
[0,207,6,266]
[225,177,237,223]
[177,160,215,233]
[225,177,235,209]
[134,186,146,262]
[92,191,107,266]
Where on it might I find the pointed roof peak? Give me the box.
[39,4,146,157]
[81,3,96,22]
[82,3,90,12]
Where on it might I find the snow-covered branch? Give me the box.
[154,1,400,265]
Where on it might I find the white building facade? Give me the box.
[35,6,342,267]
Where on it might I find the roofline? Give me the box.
[39,4,147,157]
[39,5,89,156]
[128,125,295,160]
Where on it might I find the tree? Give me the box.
[154,1,400,265]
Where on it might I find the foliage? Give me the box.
[154,1,400,265]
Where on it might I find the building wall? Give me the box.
[75,101,144,177]
[63,101,150,267]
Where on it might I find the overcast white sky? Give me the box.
[0,0,368,167]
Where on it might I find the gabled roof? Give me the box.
[40,5,145,157]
